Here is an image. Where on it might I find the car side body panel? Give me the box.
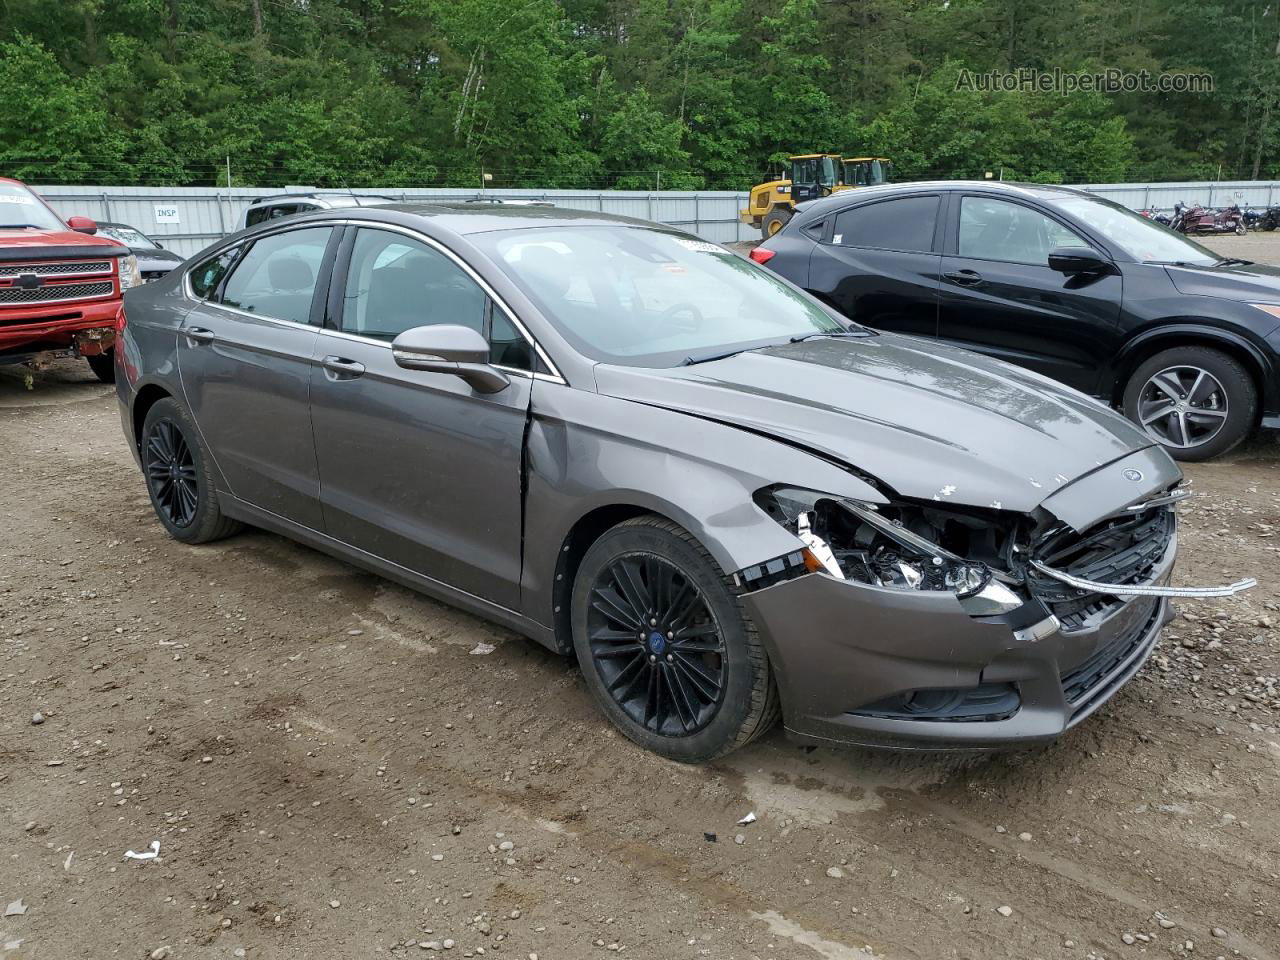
[520,382,886,637]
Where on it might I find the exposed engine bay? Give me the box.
[752,484,1253,615]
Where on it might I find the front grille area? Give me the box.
[0,280,115,305]
[0,260,113,278]
[1028,508,1174,629]
[1060,596,1160,706]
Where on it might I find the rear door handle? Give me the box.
[184,326,215,345]
[321,355,366,379]
[943,270,983,286]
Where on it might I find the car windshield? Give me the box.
[1050,196,1219,266]
[0,182,65,231]
[98,225,159,249]
[475,225,852,366]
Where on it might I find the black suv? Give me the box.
[754,181,1280,460]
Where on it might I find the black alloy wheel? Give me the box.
[145,418,199,527]
[586,554,727,736]
[139,397,243,543]
[571,515,780,762]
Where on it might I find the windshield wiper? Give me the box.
[1215,257,1253,267]
[683,347,755,366]
[789,330,871,343]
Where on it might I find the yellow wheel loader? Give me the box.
[740,153,892,239]
[740,153,842,239]
[843,157,893,187]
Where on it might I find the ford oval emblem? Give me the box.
[1123,468,1144,482]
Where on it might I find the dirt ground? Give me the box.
[2,237,1279,960]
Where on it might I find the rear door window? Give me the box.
[831,196,940,252]
[219,227,332,325]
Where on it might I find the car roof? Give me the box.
[247,193,396,207]
[793,180,1102,219]
[292,202,663,236]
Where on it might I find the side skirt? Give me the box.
[218,493,560,653]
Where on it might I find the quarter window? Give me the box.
[342,229,488,341]
[488,305,533,371]
[831,196,939,252]
[188,247,240,300]
[959,197,1086,265]
[220,227,332,324]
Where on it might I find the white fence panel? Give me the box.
[37,185,756,259]
[38,179,1280,261]
[1073,180,1280,214]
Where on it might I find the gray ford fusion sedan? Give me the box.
[114,204,1254,762]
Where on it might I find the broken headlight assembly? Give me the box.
[754,486,1025,615]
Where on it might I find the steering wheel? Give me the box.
[661,302,704,332]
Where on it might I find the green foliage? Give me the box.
[0,0,1271,187]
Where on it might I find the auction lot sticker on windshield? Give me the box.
[0,195,35,204]
[674,237,723,254]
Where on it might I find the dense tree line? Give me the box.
[1,0,1276,189]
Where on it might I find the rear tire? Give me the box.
[571,515,780,762]
[140,398,243,543]
[761,208,791,240]
[1122,346,1256,461]
[86,349,115,383]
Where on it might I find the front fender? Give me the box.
[521,384,884,631]
[1114,318,1280,414]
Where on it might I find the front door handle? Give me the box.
[321,355,366,380]
[185,326,215,345]
[943,269,983,286]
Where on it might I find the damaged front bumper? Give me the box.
[741,496,1264,750]
[744,553,1176,750]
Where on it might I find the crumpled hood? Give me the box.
[594,333,1169,515]
[1165,260,1280,301]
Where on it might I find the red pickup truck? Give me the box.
[1,177,141,383]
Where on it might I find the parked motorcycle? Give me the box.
[1256,205,1280,231]
[1172,201,1247,236]
[1140,208,1173,226]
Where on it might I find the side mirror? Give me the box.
[1048,246,1110,275]
[67,215,98,235]
[391,324,509,394]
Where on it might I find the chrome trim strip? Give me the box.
[0,262,114,280]
[182,219,567,386]
[1125,487,1192,511]
[0,282,116,308]
[1012,614,1061,644]
[1029,559,1256,598]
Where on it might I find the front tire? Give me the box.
[1235,220,1248,235]
[761,208,791,240]
[140,398,243,543]
[86,349,115,383]
[1122,346,1256,461]
[571,516,779,762]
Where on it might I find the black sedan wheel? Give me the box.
[571,516,779,762]
[140,398,243,543]
[1123,347,1256,461]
